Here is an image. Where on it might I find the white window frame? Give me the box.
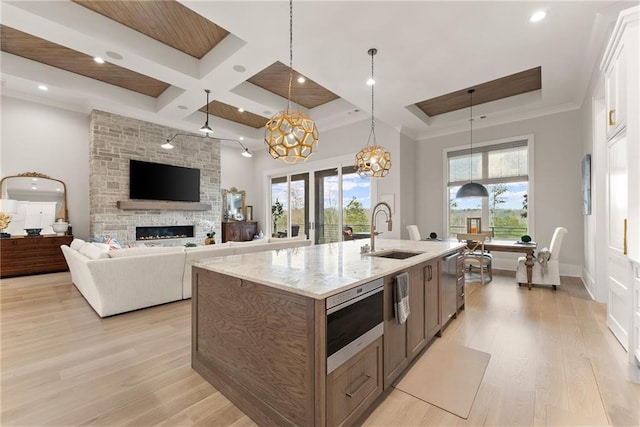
[442,133,535,239]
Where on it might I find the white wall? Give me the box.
[416,110,585,275]
[1,96,90,238]
[220,143,256,220]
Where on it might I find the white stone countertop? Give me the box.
[192,239,465,299]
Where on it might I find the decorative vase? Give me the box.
[204,237,215,245]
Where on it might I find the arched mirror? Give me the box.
[0,172,68,236]
[222,187,246,221]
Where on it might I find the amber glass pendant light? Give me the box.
[264,0,319,163]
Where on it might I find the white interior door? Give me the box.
[607,132,630,349]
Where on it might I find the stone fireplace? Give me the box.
[88,110,221,245]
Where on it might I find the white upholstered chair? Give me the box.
[516,226,567,290]
[457,233,492,284]
[407,225,422,241]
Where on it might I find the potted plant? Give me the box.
[272,198,284,237]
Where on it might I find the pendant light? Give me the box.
[355,48,391,178]
[264,0,319,164]
[455,89,489,198]
[200,89,214,134]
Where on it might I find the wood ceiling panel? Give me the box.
[415,67,542,117]
[247,62,339,109]
[72,0,229,59]
[1,25,170,98]
[201,100,269,129]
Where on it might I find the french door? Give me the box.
[269,164,372,244]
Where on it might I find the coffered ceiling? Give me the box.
[0,1,634,148]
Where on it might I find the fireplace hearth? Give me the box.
[136,225,194,241]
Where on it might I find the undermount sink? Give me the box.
[369,250,423,260]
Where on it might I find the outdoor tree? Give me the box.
[271,198,284,233]
[521,194,528,218]
[489,184,508,223]
[344,196,368,232]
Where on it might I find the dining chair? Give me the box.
[406,225,422,241]
[516,227,567,289]
[457,233,492,284]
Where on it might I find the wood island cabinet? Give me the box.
[221,221,257,242]
[1,235,73,278]
[383,258,442,390]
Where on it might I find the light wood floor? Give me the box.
[1,272,639,426]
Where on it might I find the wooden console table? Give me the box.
[0,235,73,278]
[221,221,258,243]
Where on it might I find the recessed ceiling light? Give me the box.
[38,84,48,91]
[161,142,174,150]
[233,65,246,73]
[94,57,105,64]
[239,136,244,141]
[238,107,245,113]
[32,178,38,182]
[366,78,375,86]
[106,51,123,60]
[297,76,306,83]
[56,188,62,191]
[177,105,188,110]
[530,10,546,23]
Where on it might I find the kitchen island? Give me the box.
[191,239,464,427]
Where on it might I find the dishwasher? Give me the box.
[441,252,459,326]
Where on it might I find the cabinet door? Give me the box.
[240,222,257,241]
[406,265,426,361]
[606,41,627,137]
[425,260,441,340]
[383,274,408,390]
[326,337,382,427]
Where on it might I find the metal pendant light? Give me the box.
[264,0,319,164]
[456,89,489,198]
[200,89,214,134]
[355,48,391,178]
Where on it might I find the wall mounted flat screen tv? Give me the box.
[129,159,200,202]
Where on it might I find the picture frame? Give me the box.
[582,154,591,215]
[246,205,253,222]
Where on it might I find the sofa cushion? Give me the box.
[78,242,110,260]
[70,238,86,251]
[108,246,185,258]
[91,242,111,251]
[185,243,232,253]
[229,239,270,247]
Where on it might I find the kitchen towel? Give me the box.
[394,272,410,324]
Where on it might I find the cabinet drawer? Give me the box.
[327,337,382,427]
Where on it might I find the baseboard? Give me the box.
[581,268,596,300]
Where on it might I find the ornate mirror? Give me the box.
[222,187,246,221]
[0,172,68,236]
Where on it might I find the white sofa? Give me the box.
[61,236,311,317]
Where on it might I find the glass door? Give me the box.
[270,173,310,239]
[269,160,372,245]
[314,166,371,244]
[314,168,339,244]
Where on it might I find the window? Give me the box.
[447,138,530,239]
